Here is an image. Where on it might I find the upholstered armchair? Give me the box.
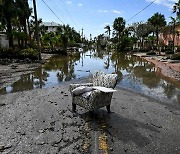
[69,71,118,113]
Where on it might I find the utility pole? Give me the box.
[81,28,84,43]
[33,0,41,60]
[90,34,92,41]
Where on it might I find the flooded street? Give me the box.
[0,50,179,104]
[0,50,180,153]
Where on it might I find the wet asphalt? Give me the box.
[0,81,180,154]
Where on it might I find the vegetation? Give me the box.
[0,48,38,60]
[0,0,180,60]
[173,0,180,17]
[170,53,180,60]
[97,12,167,52]
[95,1,180,55]
[104,25,111,39]
[0,0,31,48]
[147,12,166,50]
[0,0,83,59]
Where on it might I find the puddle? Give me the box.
[0,50,179,104]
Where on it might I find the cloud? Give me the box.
[146,0,176,9]
[98,9,123,14]
[66,1,72,5]
[78,3,83,6]
[112,10,122,14]
[98,10,108,13]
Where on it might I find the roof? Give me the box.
[42,22,60,27]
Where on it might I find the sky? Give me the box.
[28,0,177,39]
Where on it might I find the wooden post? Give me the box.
[33,0,41,60]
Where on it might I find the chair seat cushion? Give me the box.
[72,86,93,96]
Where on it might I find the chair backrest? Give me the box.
[93,71,118,88]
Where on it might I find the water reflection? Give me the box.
[44,53,80,81]
[0,50,179,104]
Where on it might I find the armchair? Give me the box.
[69,71,118,113]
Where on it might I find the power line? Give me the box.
[60,0,78,27]
[41,0,64,24]
[49,0,68,24]
[127,0,157,22]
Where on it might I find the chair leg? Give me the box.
[106,105,111,113]
[72,103,76,112]
[89,110,94,118]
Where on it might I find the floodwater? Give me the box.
[0,50,179,104]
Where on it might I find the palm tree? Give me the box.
[173,0,180,17]
[104,25,111,39]
[16,0,31,47]
[136,23,151,49]
[113,17,125,42]
[56,24,75,53]
[1,0,17,47]
[0,0,32,48]
[148,12,166,48]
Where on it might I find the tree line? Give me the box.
[0,0,180,60]
[0,0,82,50]
[96,1,180,53]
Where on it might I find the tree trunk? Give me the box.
[33,0,41,60]
[152,31,155,50]
[7,18,13,47]
[27,19,32,47]
[23,19,28,48]
[156,32,159,50]
[18,26,21,47]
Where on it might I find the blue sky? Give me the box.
[28,0,177,39]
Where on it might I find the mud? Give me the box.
[0,54,54,90]
[134,53,180,81]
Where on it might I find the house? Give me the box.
[42,22,60,33]
[0,33,9,48]
[0,32,20,48]
[159,25,180,47]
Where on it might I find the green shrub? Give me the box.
[20,48,39,60]
[166,50,174,54]
[43,45,51,49]
[146,51,156,55]
[0,47,19,58]
[176,46,180,52]
[0,48,39,60]
[165,45,172,51]
[170,53,180,60]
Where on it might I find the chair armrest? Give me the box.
[89,89,113,98]
[69,83,93,94]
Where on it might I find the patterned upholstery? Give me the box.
[93,71,117,88]
[69,71,118,112]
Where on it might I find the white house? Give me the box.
[42,22,60,33]
[0,33,9,48]
[0,22,61,48]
